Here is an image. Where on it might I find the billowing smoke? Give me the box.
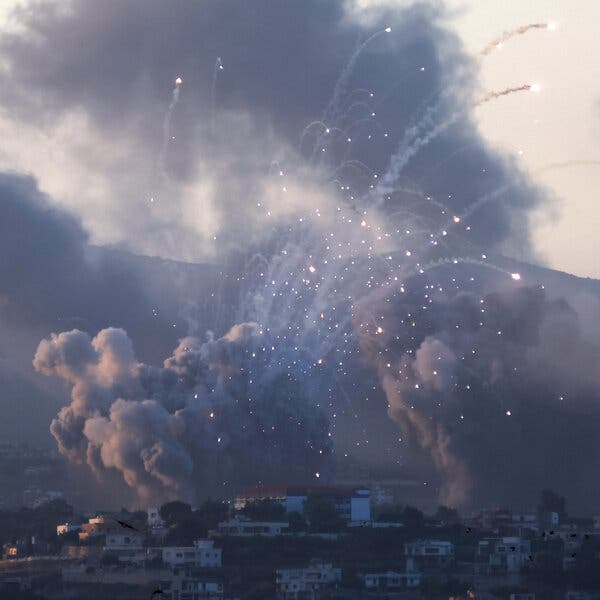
[356,276,600,508]
[34,323,332,503]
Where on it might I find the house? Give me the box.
[276,562,341,599]
[404,540,455,568]
[78,516,113,541]
[162,539,222,568]
[56,522,82,536]
[235,485,371,522]
[105,532,145,551]
[363,561,422,590]
[159,570,224,600]
[477,537,531,575]
[217,515,288,537]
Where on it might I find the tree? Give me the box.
[164,500,228,545]
[400,506,425,530]
[435,505,460,525]
[302,495,344,533]
[538,489,567,520]
[287,511,308,532]
[241,499,286,522]
[159,501,192,527]
[195,499,229,529]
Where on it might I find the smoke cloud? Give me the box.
[34,324,332,503]
[356,275,600,508]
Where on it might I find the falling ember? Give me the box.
[453,215,461,223]
[530,83,541,93]
[175,77,183,85]
[209,411,215,419]
[547,21,557,30]
[376,326,383,334]
[385,26,392,33]
[308,265,316,273]
[511,273,521,281]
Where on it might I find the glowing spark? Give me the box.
[308,265,316,273]
[511,273,521,281]
[385,26,392,33]
[175,77,183,85]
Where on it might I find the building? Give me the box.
[236,485,370,522]
[162,540,222,568]
[105,532,145,551]
[159,570,224,600]
[477,537,532,575]
[56,522,82,536]
[363,567,421,590]
[78,516,113,541]
[217,515,288,537]
[276,562,341,599]
[148,506,166,529]
[404,540,454,569]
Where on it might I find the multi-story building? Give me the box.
[404,540,455,569]
[217,516,288,537]
[362,561,422,591]
[162,540,222,568]
[159,570,224,600]
[477,537,532,575]
[235,485,370,522]
[105,532,145,551]
[276,562,341,599]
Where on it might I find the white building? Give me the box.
[147,507,166,529]
[404,540,454,567]
[218,516,288,537]
[159,571,224,600]
[363,569,421,590]
[105,532,145,551]
[276,562,341,599]
[235,485,370,523]
[477,537,531,575]
[162,539,222,568]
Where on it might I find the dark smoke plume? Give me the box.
[34,323,332,503]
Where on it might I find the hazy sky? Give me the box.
[0,0,598,276]
[1,0,599,511]
[355,0,600,278]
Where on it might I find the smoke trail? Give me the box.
[211,57,223,131]
[159,78,183,179]
[474,83,537,107]
[481,23,554,56]
[322,26,391,126]
[373,84,537,200]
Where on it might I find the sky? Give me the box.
[359,0,600,279]
[0,0,599,512]
[2,0,598,277]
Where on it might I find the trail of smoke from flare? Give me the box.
[474,84,533,107]
[481,23,551,56]
[159,83,181,179]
